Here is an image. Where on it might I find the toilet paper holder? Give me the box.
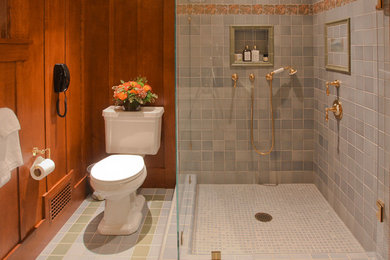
[32,147,51,159]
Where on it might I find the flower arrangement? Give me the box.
[112,76,158,111]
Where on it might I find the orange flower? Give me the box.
[123,81,131,87]
[129,81,137,87]
[130,89,137,94]
[117,92,128,100]
[143,85,152,92]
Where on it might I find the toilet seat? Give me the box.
[91,155,145,184]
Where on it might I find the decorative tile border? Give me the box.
[176,0,357,15]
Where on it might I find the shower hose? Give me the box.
[250,76,275,156]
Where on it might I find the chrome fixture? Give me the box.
[231,73,239,88]
[325,99,343,121]
[326,80,341,96]
[266,66,297,81]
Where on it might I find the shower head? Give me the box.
[288,67,297,76]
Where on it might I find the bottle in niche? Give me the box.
[252,45,260,62]
[263,53,269,62]
[243,45,252,62]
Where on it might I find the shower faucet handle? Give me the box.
[249,73,255,83]
[325,80,341,96]
[325,99,343,122]
[231,73,238,88]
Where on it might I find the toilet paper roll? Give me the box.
[30,156,55,181]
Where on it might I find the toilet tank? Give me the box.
[103,106,164,155]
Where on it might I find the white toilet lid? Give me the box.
[91,155,145,182]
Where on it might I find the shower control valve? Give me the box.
[325,99,343,122]
[231,73,239,88]
[326,80,341,96]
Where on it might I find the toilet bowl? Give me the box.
[90,154,147,235]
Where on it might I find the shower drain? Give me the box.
[255,212,272,222]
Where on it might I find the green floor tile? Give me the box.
[152,195,165,200]
[68,223,85,232]
[76,215,92,224]
[82,207,98,215]
[50,243,72,255]
[46,256,64,260]
[60,233,79,243]
[137,234,154,244]
[150,201,163,209]
[132,245,150,257]
[140,224,156,235]
[144,195,153,201]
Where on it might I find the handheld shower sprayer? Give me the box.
[266,66,297,80]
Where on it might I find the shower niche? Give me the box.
[230,25,274,67]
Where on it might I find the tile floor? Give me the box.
[161,174,379,260]
[193,184,364,255]
[37,188,173,260]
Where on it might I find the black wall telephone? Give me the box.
[53,64,70,117]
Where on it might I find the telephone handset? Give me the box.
[53,64,70,117]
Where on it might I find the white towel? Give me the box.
[0,108,23,188]
[0,108,20,137]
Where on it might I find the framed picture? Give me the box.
[325,18,351,74]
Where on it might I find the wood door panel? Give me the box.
[45,0,67,189]
[0,63,16,106]
[110,0,138,85]
[136,0,165,170]
[0,62,19,259]
[0,0,7,38]
[16,0,46,239]
[162,0,176,187]
[66,0,85,182]
[84,0,110,164]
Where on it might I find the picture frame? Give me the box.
[325,18,351,74]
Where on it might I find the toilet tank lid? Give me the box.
[103,106,164,118]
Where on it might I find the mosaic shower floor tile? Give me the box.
[192,184,364,255]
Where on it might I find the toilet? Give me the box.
[90,106,164,235]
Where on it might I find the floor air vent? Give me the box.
[43,173,73,222]
[50,182,71,220]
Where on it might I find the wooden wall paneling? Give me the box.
[162,0,176,188]
[0,0,8,38]
[83,0,175,187]
[65,0,85,183]
[84,0,110,164]
[110,0,138,85]
[44,0,67,189]
[0,39,30,62]
[136,0,165,179]
[0,63,20,259]
[8,0,29,38]
[16,0,46,239]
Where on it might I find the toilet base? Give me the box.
[97,194,145,235]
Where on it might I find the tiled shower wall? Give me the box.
[177,0,315,184]
[176,0,389,259]
[313,0,389,258]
